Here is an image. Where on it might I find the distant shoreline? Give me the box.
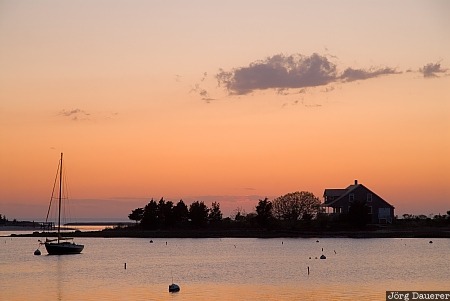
[8,226,450,239]
[0,225,43,231]
[0,221,131,232]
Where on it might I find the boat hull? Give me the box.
[45,242,84,255]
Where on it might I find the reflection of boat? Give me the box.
[42,153,84,255]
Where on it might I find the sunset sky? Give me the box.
[1,0,449,221]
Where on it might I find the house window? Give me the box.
[349,194,355,202]
[367,206,372,214]
[367,193,372,202]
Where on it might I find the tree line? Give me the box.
[128,198,222,229]
[128,191,325,230]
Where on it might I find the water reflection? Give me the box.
[56,256,63,301]
[1,237,449,301]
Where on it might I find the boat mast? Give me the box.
[58,152,63,243]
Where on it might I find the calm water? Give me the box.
[1,237,449,300]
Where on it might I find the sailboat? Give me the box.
[42,153,84,255]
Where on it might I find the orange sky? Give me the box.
[1,1,449,220]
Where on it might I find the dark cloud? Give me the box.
[205,53,445,102]
[420,62,447,78]
[58,109,90,121]
[216,53,337,95]
[340,67,399,82]
[215,53,403,95]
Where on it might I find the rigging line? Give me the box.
[62,159,71,225]
[45,158,61,223]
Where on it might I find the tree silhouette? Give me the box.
[173,200,189,224]
[209,202,223,224]
[272,191,322,225]
[189,201,209,227]
[233,207,246,221]
[128,207,144,224]
[255,198,274,228]
[141,199,159,230]
[160,199,175,227]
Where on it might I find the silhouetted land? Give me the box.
[9,223,450,239]
[3,207,450,238]
[5,195,450,239]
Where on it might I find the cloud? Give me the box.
[191,73,216,102]
[216,53,337,95]
[215,53,403,95]
[420,62,447,78]
[59,108,90,121]
[340,67,399,82]
[57,109,118,121]
[202,53,445,103]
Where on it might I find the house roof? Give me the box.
[323,189,347,197]
[323,183,395,208]
[325,184,360,206]
[323,189,347,205]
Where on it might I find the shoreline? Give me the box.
[7,226,450,239]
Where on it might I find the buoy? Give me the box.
[320,254,326,259]
[429,241,433,244]
[316,240,319,243]
[34,249,41,255]
[169,283,180,293]
[150,240,153,243]
[307,266,310,275]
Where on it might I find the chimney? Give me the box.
[354,179,358,185]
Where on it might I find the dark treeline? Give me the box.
[396,211,450,228]
[128,198,227,230]
[0,214,40,228]
[128,192,324,231]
